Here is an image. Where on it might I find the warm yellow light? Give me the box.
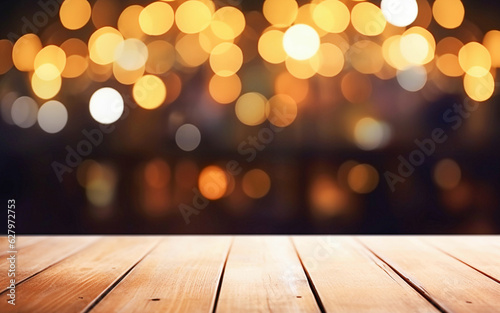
[351,2,387,36]
[432,0,464,29]
[437,54,463,77]
[60,0,91,30]
[258,29,287,64]
[402,27,435,64]
[383,37,406,70]
[12,34,42,72]
[176,34,209,68]
[483,30,500,68]
[235,92,268,126]
[118,5,145,39]
[175,0,212,34]
[266,94,297,127]
[198,165,228,200]
[400,33,429,64]
[113,63,144,85]
[88,27,123,65]
[199,25,233,54]
[459,42,492,78]
[209,42,243,77]
[139,2,174,36]
[285,55,320,79]
[114,38,148,71]
[60,38,88,78]
[209,74,242,104]
[211,6,246,40]
[317,43,344,77]
[242,169,271,199]
[463,72,494,102]
[383,35,411,70]
[283,24,320,61]
[34,45,66,81]
[263,0,298,27]
[312,0,350,33]
[294,4,326,37]
[31,72,62,99]
[133,75,167,110]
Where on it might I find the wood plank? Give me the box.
[293,236,439,313]
[0,236,49,256]
[215,236,321,313]
[359,236,500,313]
[0,236,160,313]
[423,236,500,283]
[0,236,98,293]
[92,236,231,313]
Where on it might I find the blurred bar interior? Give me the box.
[0,0,499,234]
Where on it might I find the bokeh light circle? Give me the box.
[38,100,68,133]
[283,24,320,61]
[175,124,201,152]
[89,87,124,124]
[381,0,418,27]
[242,169,271,199]
[11,96,38,128]
[133,75,167,110]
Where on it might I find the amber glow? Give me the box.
[60,0,91,30]
[432,0,464,29]
[198,165,228,200]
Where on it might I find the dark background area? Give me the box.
[1,0,500,234]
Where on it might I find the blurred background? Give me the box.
[0,0,499,234]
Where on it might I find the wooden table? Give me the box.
[1,236,499,312]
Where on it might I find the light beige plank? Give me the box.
[92,236,231,313]
[423,236,500,282]
[216,236,321,313]
[0,236,159,313]
[0,236,49,255]
[293,236,439,313]
[0,236,98,293]
[359,236,500,313]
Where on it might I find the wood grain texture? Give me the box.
[359,236,500,313]
[293,236,439,313]
[92,236,231,313]
[0,237,160,313]
[0,236,98,293]
[423,236,500,283]
[215,236,321,313]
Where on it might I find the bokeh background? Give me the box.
[1,0,499,234]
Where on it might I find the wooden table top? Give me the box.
[1,236,499,313]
